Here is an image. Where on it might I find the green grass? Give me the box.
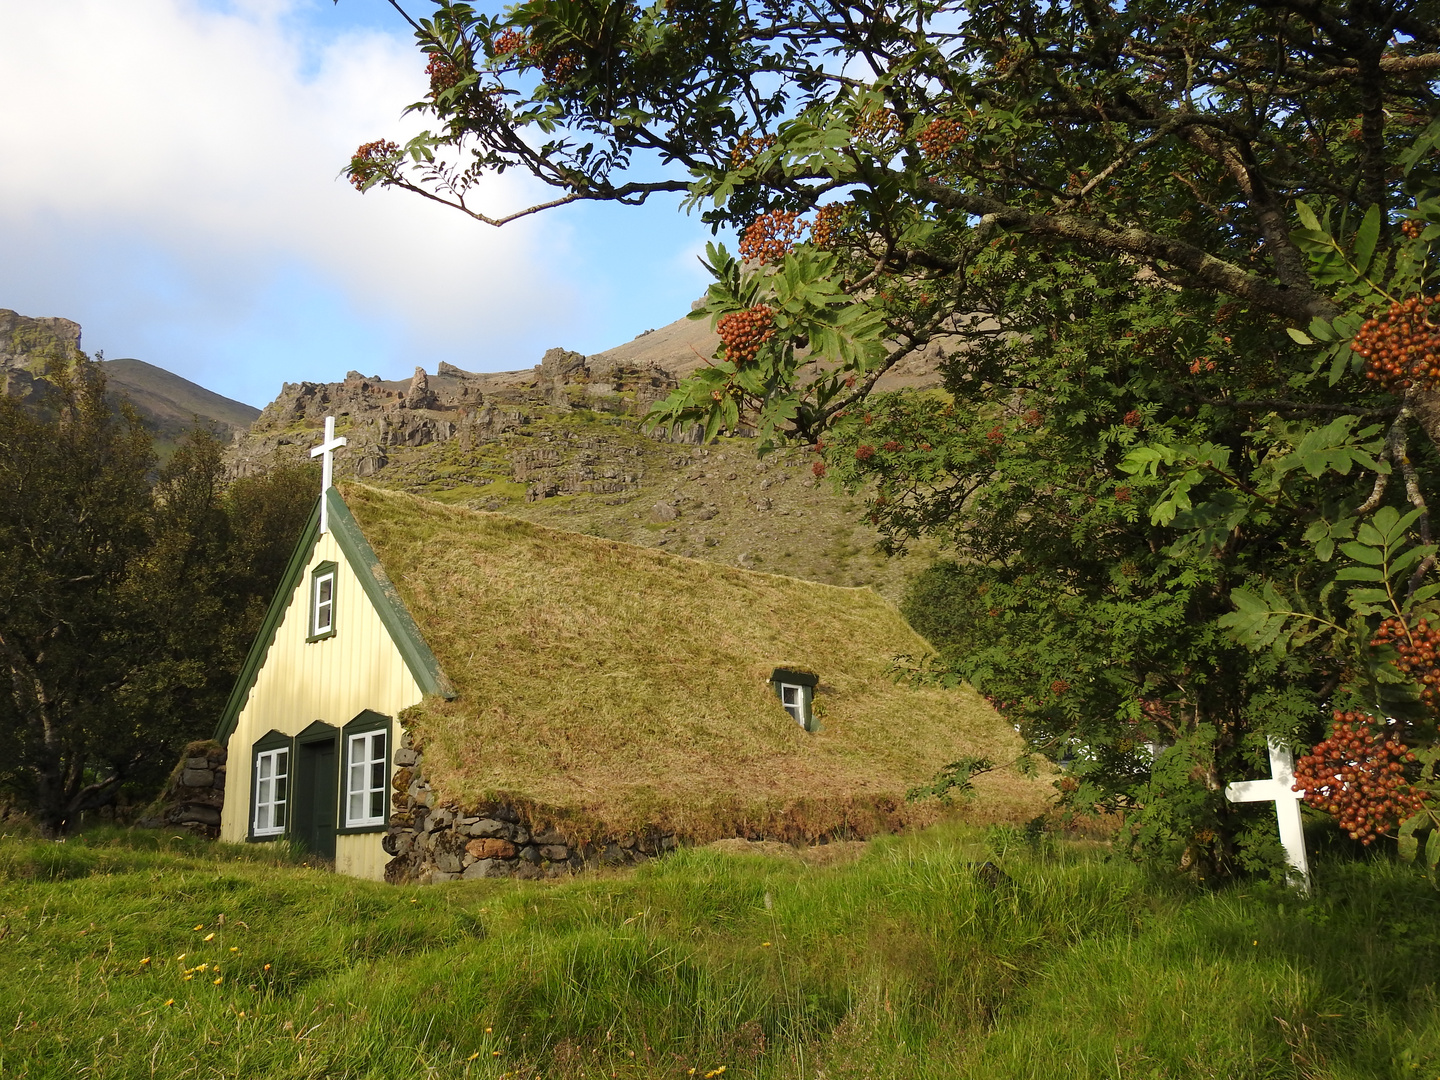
[1,824,1438,1079]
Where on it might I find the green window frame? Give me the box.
[249,729,294,841]
[338,710,391,833]
[308,561,338,642]
[770,668,819,732]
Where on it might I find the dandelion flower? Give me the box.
[485,1027,492,1034]
[229,947,238,953]
[761,942,771,947]
[204,933,215,942]
[176,953,186,962]
[193,924,203,931]
[467,1052,480,1061]
[213,977,223,986]
[492,1051,501,1057]
[140,957,151,965]
[163,999,175,1007]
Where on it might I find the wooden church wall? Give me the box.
[219,530,424,879]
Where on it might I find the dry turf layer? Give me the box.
[343,483,1046,839]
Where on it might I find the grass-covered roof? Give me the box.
[342,483,1046,839]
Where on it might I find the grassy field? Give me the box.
[1,823,1437,1080]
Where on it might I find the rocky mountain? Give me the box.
[0,309,260,452]
[3,302,951,599]
[231,310,948,601]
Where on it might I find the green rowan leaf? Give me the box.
[1335,565,1385,581]
[1399,813,1422,861]
[1338,542,1385,565]
[1329,345,1351,387]
[1353,205,1382,276]
[1286,327,1315,345]
[1295,200,1323,232]
[1410,583,1440,605]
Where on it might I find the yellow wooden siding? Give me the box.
[335,833,391,880]
[220,529,423,881]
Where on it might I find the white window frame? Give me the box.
[253,747,290,837]
[779,683,806,727]
[311,569,336,637]
[345,730,388,828]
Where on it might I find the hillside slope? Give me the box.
[230,309,948,601]
[0,308,259,451]
[103,356,260,443]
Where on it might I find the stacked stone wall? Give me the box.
[382,727,678,884]
[137,740,227,838]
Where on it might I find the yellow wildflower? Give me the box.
[213,977,224,986]
[467,1052,480,1061]
[192,924,203,931]
[204,933,215,942]
[163,999,175,1007]
[139,957,151,966]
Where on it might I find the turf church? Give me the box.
[215,419,1038,880]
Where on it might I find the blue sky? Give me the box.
[0,0,716,407]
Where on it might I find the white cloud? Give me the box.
[0,0,572,401]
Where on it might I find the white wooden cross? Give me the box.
[310,415,347,534]
[1225,737,1311,894]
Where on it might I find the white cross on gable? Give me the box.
[310,415,347,534]
[1225,737,1311,893]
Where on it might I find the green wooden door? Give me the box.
[294,738,338,860]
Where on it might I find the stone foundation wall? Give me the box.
[137,741,227,838]
[382,727,678,884]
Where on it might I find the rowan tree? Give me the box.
[358,0,1440,875]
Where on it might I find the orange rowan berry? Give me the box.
[1353,296,1440,390]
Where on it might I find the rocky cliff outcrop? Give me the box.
[225,311,949,602]
[0,309,83,370]
[0,309,82,403]
[229,349,682,482]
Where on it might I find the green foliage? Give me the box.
[905,755,996,805]
[5,825,1440,1077]
[361,0,1440,875]
[0,359,157,834]
[0,358,317,833]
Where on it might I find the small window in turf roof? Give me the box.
[771,668,819,731]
